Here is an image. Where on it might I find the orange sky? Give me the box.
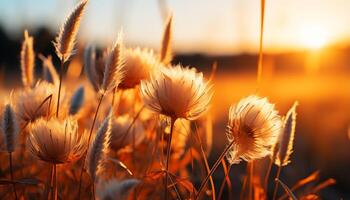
[0,0,350,54]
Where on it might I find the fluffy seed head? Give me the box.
[2,104,19,152]
[110,114,145,151]
[54,0,88,62]
[87,111,113,182]
[226,95,282,164]
[140,65,212,120]
[15,81,59,126]
[27,117,86,164]
[100,33,125,94]
[119,47,159,89]
[20,30,35,87]
[275,102,298,166]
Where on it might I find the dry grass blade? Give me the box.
[309,178,336,194]
[39,54,59,84]
[109,157,133,175]
[54,0,88,62]
[279,171,320,200]
[275,179,297,200]
[101,33,124,93]
[20,30,35,87]
[160,14,173,64]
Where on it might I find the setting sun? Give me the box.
[298,26,329,50]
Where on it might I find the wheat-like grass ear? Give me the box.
[86,110,113,182]
[84,45,99,91]
[160,14,173,64]
[275,101,298,166]
[2,104,19,153]
[54,0,88,62]
[100,32,125,94]
[69,86,85,115]
[38,54,59,85]
[20,30,35,88]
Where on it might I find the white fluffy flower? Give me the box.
[226,95,282,164]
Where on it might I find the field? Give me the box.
[0,0,349,199]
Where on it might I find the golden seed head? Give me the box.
[27,117,86,164]
[140,65,212,120]
[226,95,282,164]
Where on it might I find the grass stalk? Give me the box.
[9,152,18,200]
[56,57,65,117]
[195,140,234,200]
[272,166,282,200]
[77,92,105,199]
[164,117,176,200]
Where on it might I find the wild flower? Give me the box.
[140,65,212,120]
[27,117,86,164]
[226,95,282,164]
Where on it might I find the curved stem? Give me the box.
[56,58,65,117]
[164,117,175,200]
[217,160,232,200]
[196,141,234,200]
[77,93,105,199]
[272,166,282,200]
[9,152,18,200]
[194,123,216,200]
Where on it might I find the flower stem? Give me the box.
[9,152,18,200]
[217,160,232,200]
[196,140,234,200]
[53,164,57,200]
[272,165,282,200]
[164,117,175,200]
[264,157,274,192]
[56,57,65,117]
[77,93,105,199]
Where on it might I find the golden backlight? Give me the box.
[298,25,329,50]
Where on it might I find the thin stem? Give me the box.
[196,141,234,200]
[77,93,105,199]
[248,161,254,200]
[164,117,175,200]
[217,160,232,200]
[92,182,96,200]
[9,152,18,200]
[257,0,265,87]
[272,166,282,200]
[264,157,274,192]
[53,164,57,200]
[56,58,65,117]
[240,165,249,200]
[46,165,54,200]
[194,123,216,200]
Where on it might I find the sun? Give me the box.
[298,26,329,50]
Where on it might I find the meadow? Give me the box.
[0,0,349,200]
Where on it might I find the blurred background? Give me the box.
[0,0,349,198]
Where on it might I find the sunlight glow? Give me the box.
[298,26,329,50]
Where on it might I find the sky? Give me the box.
[0,0,350,54]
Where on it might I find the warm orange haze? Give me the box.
[0,0,349,200]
